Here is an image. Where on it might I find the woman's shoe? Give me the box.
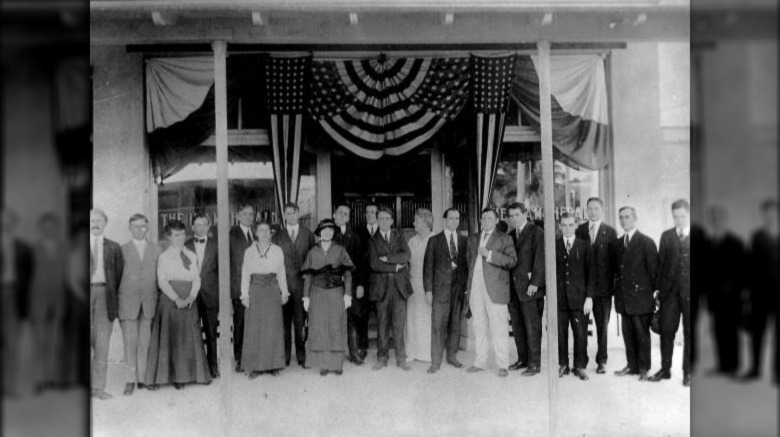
[269,370,280,376]
[332,370,343,376]
[174,383,185,390]
[320,369,329,376]
[248,371,262,379]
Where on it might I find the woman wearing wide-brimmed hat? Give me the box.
[301,219,355,376]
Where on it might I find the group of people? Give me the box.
[89,191,712,399]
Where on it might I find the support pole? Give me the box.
[212,40,233,437]
[538,39,559,437]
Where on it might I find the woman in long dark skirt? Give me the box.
[241,221,289,378]
[145,220,212,390]
[302,219,354,376]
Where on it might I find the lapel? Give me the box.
[516,223,531,245]
[623,231,638,260]
[202,238,215,271]
[141,240,154,264]
[557,239,566,260]
[102,238,112,266]
[485,231,499,250]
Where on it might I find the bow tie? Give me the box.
[195,237,206,243]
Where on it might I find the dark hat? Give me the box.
[314,218,338,237]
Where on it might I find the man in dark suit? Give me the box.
[423,207,468,373]
[272,202,315,368]
[613,206,658,381]
[506,202,545,376]
[186,213,220,378]
[229,203,255,371]
[575,197,618,374]
[118,214,160,395]
[89,208,124,399]
[651,199,693,386]
[1,209,34,397]
[354,203,379,360]
[465,208,517,377]
[333,202,367,365]
[557,213,594,381]
[368,207,412,371]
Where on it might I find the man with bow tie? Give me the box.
[465,208,517,377]
[272,202,315,368]
[229,203,256,371]
[185,213,220,378]
[652,199,693,386]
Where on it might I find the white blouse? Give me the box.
[240,243,289,300]
[157,246,201,301]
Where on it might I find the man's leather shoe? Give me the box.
[740,371,760,381]
[91,389,112,400]
[372,361,387,371]
[498,369,509,377]
[509,361,528,371]
[333,370,343,376]
[638,371,650,381]
[298,360,309,369]
[320,369,329,376]
[447,358,463,369]
[146,385,158,391]
[123,383,135,396]
[573,368,589,381]
[683,373,691,387]
[466,366,483,373]
[137,383,147,390]
[398,361,412,371]
[348,355,364,366]
[596,364,606,374]
[359,349,368,361]
[649,369,671,382]
[427,365,440,374]
[174,383,185,390]
[614,366,639,376]
[248,371,262,379]
[235,364,244,373]
[558,366,570,378]
[211,368,221,379]
[522,366,540,376]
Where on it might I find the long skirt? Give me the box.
[242,274,285,372]
[306,286,348,371]
[145,295,211,386]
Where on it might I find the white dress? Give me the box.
[405,233,432,362]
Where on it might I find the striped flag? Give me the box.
[472,53,515,210]
[265,54,310,211]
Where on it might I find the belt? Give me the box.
[91,282,107,287]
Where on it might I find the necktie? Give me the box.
[481,232,489,246]
[246,230,252,244]
[566,239,572,253]
[90,238,98,276]
[624,235,629,248]
[180,251,191,270]
[384,232,389,243]
[290,228,296,242]
[590,223,596,245]
[677,228,684,240]
[449,233,457,259]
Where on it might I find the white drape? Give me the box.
[531,54,609,125]
[145,57,214,132]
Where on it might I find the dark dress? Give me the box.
[302,243,354,371]
[240,244,288,373]
[145,248,211,386]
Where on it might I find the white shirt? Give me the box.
[676,225,690,238]
[157,246,200,301]
[624,228,637,245]
[339,225,347,236]
[240,244,288,300]
[381,230,391,242]
[193,235,207,269]
[367,223,377,236]
[480,231,494,263]
[132,238,147,261]
[90,235,106,283]
[588,220,602,237]
[286,224,300,240]
[444,229,458,246]
[239,224,253,242]
[514,222,527,237]
[563,236,575,250]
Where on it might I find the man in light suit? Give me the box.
[117,214,159,396]
[423,207,468,374]
[90,208,124,400]
[186,213,219,378]
[272,202,315,368]
[507,202,545,376]
[613,206,658,381]
[229,203,255,371]
[368,207,412,371]
[575,197,618,374]
[465,208,517,377]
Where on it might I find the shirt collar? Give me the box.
[90,234,103,244]
[287,223,299,231]
[626,228,637,240]
[564,236,575,246]
[239,224,252,233]
[677,225,690,237]
[339,225,347,235]
[444,229,456,239]
[589,220,602,230]
[194,235,207,242]
[515,222,527,235]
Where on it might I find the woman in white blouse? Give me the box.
[241,221,289,378]
[405,208,433,362]
[144,220,211,390]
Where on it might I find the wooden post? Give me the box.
[316,150,332,223]
[431,145,445,232]
[212,40,232,437]
[538,39,559,437]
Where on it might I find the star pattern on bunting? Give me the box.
[265,56,310,114]
[472,55,515,114]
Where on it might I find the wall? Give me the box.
[91,46,151,243]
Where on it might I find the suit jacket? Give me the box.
[229,226,253,299]
[117,240,160,320]
[556,237,594,311]
[576,221,618,297]
[185,236,219,308]
[356,225,378,288]
[11,239,34,319]
[749,229,778,310]
[272,225,315,297]
[334,225,364,288]
[510,222,545,301]
[422,231,468,304]
[657,228,692,302]
[466,230,517,305]
[101,237,125,321]
[367,229,412,301]
[613,230,658,316]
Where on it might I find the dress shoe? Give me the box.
[348,355,364,366]
[359,349,368,361]
[92,390,113,400]
[649,369,671,382]
[137,383,147,390]
[596,364,606,374]
[638,371,650,381]
[235,364,244,373]
[298,360,309,369]
[558,366,570,378]
[509,361,528,371]
[398,362,412,371]
[211,368,221,379]
[614,366,639,376]
[466,366,483,373]
[147,385,158,391]
[123,383,135,396]
[248,371,262,379]
[174,383,185,390]
[498,369,509,378]
[573,368,589,381]
[740,371,760,381]
[333,370,343,376]
[683,373,691,387]
[372,361,387,371]
[522,366,540,376]
[203,380,212,386]
[427,365,440,374]
[269,370,280,376]
[446,358,463,369]
[320,369,329,376]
